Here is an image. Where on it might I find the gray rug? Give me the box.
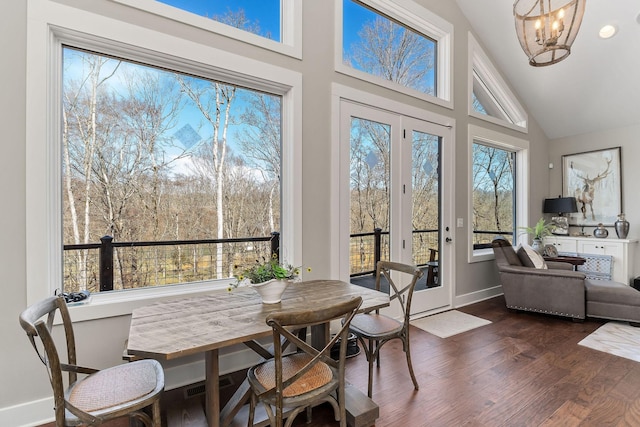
[578,321,640,363]
[411,310,491,338]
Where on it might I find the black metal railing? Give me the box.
[62,228,513,293]
[63,233,279,294]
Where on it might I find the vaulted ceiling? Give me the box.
[456,0,640,140]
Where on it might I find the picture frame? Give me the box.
[562,147,622,226]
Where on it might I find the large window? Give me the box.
[157,0,281,41]
[26,0,302,313]
[112,0,302,58]
[472,142,516,247]
[337,0,453,106]
[468,33,527,131]
[468,125,529,262]
[62,47,283,294]
[342,0,436,96]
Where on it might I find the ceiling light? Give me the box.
[513,0,586,67]
[598,25,617,39]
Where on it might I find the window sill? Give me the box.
[60,280,232,324]
[469,247,494,263]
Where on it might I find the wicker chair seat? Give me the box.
[254,353,333,398]
[349,313,402,339]
[68,359,161,412]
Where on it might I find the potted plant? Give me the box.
[518,218,553,252]
[232,255,308,303]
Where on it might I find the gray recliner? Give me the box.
[492,237,586,320]
[492,237,640,325]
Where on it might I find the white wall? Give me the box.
[1,0,551,425]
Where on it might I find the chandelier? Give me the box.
[513,0,586,66]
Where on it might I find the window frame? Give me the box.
[468,33,528,132]
[467,124,529,263]
[335,0,453,109]
[111,0,303,59]
[26,0,302,322]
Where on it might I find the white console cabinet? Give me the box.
[544,236,638,285]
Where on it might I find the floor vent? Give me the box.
[184,376,234,399]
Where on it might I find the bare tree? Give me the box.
[349,118,391,234]
[345,17,436,95]
[63,51,121,290]
[472,144,514,238]
[178,76,236,279]
[237,93,281,231]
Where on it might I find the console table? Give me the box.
[543,255,586,270]
[544,236,638,285]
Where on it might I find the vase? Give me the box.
[615,213,630,239]
[251,279,290,304]
[594,223,608,238]
[531,238,543,253]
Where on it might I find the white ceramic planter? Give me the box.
[251,279,290,304]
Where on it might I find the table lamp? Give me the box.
[543,196,578,235]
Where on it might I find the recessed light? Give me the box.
[599,24,617,39]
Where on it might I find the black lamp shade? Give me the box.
[543,197,578,214]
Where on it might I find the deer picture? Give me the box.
[572,158,612,220]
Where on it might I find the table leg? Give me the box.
[310,323,330,350]
[205,349,220,427]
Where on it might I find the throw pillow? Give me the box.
[517,244,548,269]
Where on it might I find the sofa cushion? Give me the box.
[492,237,523,267]
[517,245,548,269]
[585,279,640,323]
[585,279,640,305]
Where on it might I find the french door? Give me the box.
[340,100,453,315]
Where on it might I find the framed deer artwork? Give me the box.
[562,147,622,226]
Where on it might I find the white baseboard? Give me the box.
[0,397,54,427]
[454,284,503,308]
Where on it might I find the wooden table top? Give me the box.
[127,280,389,360]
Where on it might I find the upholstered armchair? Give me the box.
[491,237,587,320]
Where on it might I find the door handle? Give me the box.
[445,237,452,243]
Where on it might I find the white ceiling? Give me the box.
[455,0,640,140]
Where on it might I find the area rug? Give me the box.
[411,310,491,338]
[578,322,640,363]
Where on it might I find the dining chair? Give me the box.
[19,295,164,426]
[348,260,423,397]
[247,296,363,427]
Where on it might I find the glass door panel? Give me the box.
[403,117,451,314]
[349,117,391,275]
[411,130,440,289]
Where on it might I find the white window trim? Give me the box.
[468,33,528,133]
[26,0,302,321]
[335,0,453,109]
[110,0,302,59]
[467,124,529,263]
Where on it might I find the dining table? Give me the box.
[127,279,390,427]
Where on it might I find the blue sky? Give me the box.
[158,0,281,41]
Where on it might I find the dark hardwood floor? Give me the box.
[294,296,640,426]
[38,296,640,426]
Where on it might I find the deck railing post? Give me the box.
[99,235,114,292]
[270,231,280,260]
[373,228,382,270]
